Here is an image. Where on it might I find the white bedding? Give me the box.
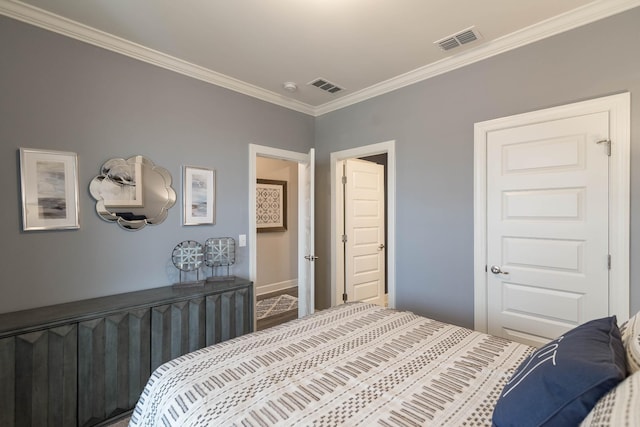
[130,303,533,426]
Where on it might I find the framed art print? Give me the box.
[19,148,80,231]
[256,179,287,232]
[100,157,144,207]
[183,166,215,225]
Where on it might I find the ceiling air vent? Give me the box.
[308,78,344,94]
[434,26,482,51]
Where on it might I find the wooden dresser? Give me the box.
[0,278,253,426]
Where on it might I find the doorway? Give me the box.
[331,141,396,308]
[249,144,315,332]
[255,157,299,330]
[474,93,630,346]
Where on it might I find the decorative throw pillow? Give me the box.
[492,316,627,427]
[580,370,640,427]
[620,311,640,373]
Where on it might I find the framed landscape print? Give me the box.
[183,166,215,225]
[256,179,287,232]
[19,148,80,231]
[100,157,144,207]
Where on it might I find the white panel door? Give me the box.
[345,159,385,306]
[487,112,610,347]
[298,148,315,317]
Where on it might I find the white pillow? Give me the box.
[580,370,640,426]
[620,311,640,373]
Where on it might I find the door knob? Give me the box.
[490,265,509,275]
[378,244,385,250]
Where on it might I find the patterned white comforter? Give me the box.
[130,303,533,426]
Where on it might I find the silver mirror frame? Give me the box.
[89,156,176,231]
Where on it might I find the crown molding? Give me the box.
[314,0,640,116]
[1,0,639,118]
[0,0,316,116]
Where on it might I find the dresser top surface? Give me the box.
[0,278,252,337]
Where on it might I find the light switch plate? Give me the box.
[239,234,247,247]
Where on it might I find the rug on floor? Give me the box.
[256,294,297,320]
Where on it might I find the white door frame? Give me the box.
[249,144,315,329]
[473,93,630,332]
[330,140,396,308]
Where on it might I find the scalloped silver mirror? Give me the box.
[89,155,176,231]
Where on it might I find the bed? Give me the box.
[130,303,640,426]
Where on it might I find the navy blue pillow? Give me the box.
[492,316,626,427]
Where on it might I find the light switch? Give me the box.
[239,234,247,247]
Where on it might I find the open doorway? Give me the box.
[330,141,396,308]
[249,144,315,332]
[255,157,299,330]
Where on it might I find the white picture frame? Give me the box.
[19,148,80,231]
[101,157,144,207]
[183,166,215,225]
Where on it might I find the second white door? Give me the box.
[344,159,385,306]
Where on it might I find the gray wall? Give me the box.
[2,8,639,325]
[0,16,314,313]
[314,7,640,327]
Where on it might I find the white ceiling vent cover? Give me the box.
[434,26,482,51]
[308,78,344,94]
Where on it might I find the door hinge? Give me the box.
[597,139,611,156]
[341,175,347,185]
[608,254,611,270]
[342,293,348,302]
[342,234,348,243]
[485,265,488,273]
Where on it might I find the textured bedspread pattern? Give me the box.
[130,303,533,426]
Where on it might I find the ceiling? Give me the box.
[2,0,639,116]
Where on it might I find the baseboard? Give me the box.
[256,279,297,297]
